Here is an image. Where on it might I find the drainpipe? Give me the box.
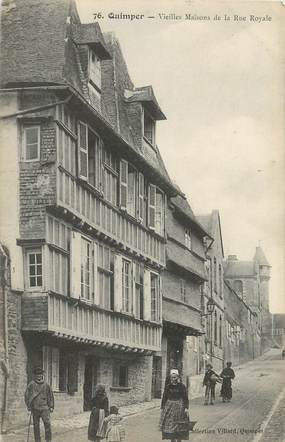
[0,244,10,434]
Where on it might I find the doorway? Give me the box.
[83,356,98,411]
[151,356,162,398]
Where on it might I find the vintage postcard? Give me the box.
[0,0,284,441]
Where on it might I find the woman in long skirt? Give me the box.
[88,384,109,441]
[159,369,189,442]
[220,362,235,402]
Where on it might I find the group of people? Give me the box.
[24,362,235,442]
[203,361,235,405]
[24,367,125,442]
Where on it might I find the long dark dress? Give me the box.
[159,382,189,440]
[88,395,109,441]
[220,367,235,401]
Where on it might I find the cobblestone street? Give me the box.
[2,349,285,442]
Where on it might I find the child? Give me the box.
[104,406,125,442]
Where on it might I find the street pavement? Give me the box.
[2,349,285,442]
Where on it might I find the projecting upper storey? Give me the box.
[0,0,174,193]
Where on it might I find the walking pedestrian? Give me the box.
[104,405,126,441]
[24,367,54,442]
[88,384,109,441]
[203,363,221,405]
[159,369,190,442]
[220,362,235,402]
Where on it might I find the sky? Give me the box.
[75,0,285,313]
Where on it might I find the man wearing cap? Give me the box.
[24,367,54,442]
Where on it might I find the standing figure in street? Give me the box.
[203,363,221,405]
[104,405,126,442]
[159,369,189,442]
[88,384,109,441]
[220,362,235,402]
[24,367,54,442]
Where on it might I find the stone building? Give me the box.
[223,280,260,365]
[158,195,210,397]
[0,0,181,430]
[223,246,271,357]
[197,211,225,372]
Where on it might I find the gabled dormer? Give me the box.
[124,86,166,150]
[71,22,112,110]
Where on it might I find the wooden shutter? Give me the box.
[78,121,88,180]
[71,231,81,299]
[114,254,122,312]
[138,173,144,221]
[148,184,156,229]
[143,269,151,321]
[120,160,128,210]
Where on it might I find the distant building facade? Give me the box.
[197,211,225,372]
[224,247,271,357]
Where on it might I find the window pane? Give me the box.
[26,144,38,160]
[26,127,38,144]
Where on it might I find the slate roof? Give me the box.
[253,246,270,267]
[171,195,211,238]
[0,0,178,195]
[124,86,166,120]
[224,260,256,278]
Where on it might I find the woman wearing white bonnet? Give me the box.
[159,369,189,441]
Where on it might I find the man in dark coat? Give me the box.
[220,361,235,402]
[25,367,54,442]
[203,363,221,405]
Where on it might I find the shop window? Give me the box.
[43,346,78,393]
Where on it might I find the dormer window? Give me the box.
[89,49,101,91]
[143,109,155,146]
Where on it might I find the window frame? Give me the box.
[80,237,92,302]
[112,361,129,388]
[122,257,133,314]
[143,108,156,147]
[150,271,161,323]
[88,48,102,91]
[25,247,43,290]
[148,184,165,236]
[185,229,192,250]
[22,125,40,162]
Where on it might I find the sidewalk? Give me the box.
[3,399,161,440]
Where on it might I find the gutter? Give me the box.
[0,244,10,434]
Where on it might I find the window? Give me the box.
[219,315,222,347]
[43,346,78,393]
[213,258,217,292]
[135,262,144,319]
[27,248,42,288]
[185,229,192,250]
[23,126,40,161]
[89,49,101,90]
[103,149,118,205]
[78,121,102,190]
[81,238,91,301]
[97,244,114,309]
[113,363,128,388]
[219,264,223,298]
[214,310,217,344]
[47,216,71,295]
[180,279,186,303]
[234,280,243,298]
[143,110,155,146]
[122,258,133,313]
[120,160,137,217]
[150,272,161,322]
[148,185,164,236]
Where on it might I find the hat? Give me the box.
[33,367,44,375]
[170,369,179,375]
